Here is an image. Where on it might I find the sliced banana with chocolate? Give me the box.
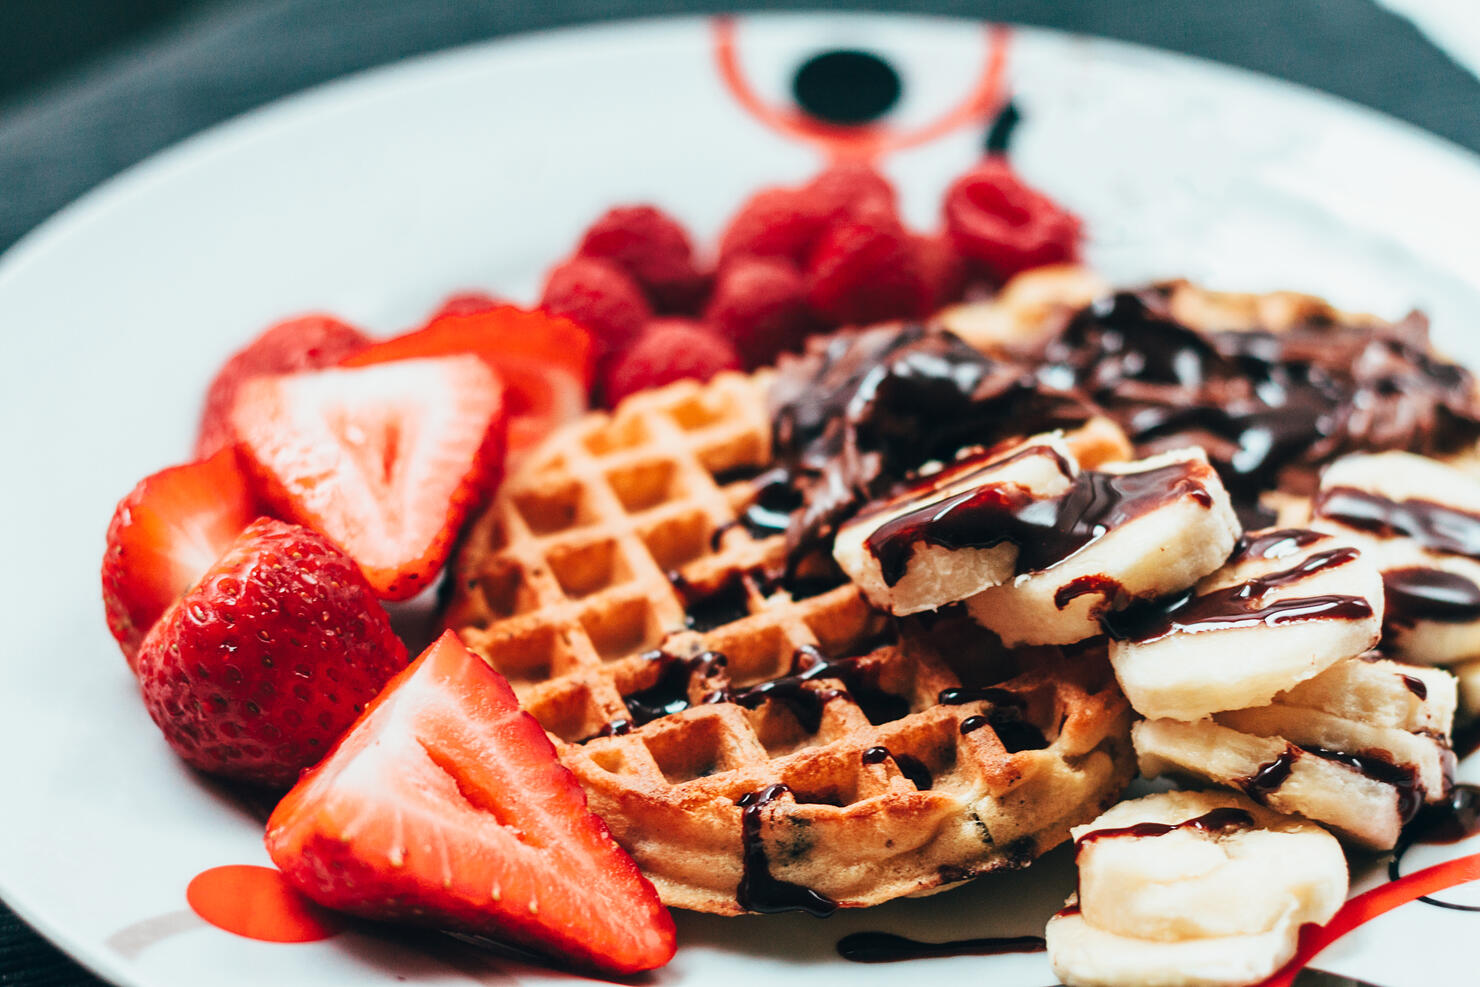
[961,447,1241,646]
[832,435,1080,616]
[1104,529,1384,721]
[1133,654,1456,849]
[1047,790,1346,987]
[1313,451,1480,664]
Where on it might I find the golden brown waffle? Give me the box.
[445,372,1134,914]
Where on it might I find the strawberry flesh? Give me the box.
[136,518,407,788]
[230,355,507,600]
[195,314,372,460]
[266,631,677,975]
[341,307,590,460]
[101,447,258,668]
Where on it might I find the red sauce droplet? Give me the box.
[186,865,340,943]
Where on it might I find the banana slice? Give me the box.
[1133,716,1418,850]
[1275,653,1456,735]
[1313,452,1480,664]
[966,448,1241,646]
[832,435,1079,616]
[1048,790,1346,987]
[1104,529,1384,720]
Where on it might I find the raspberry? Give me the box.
[705,257,813,369]
[425,290,505,322]
[803,202,929,328]
[577,205,708,313]
[602,319,742,408]
[911,232,970,310]
[943,157,1082,281]
[804,161,897,221]
[540,256,652,363]
[717,187,827,268]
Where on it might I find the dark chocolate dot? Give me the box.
[792,49,901,126]
[984,99,1021,156]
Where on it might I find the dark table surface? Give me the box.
[2,0,1478,983]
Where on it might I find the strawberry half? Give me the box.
[230,355,506,600]
[341,306,590,460]
[101,447,258,668]
[137,518,408,788]
[195,314,372,460]
[266,631,677,975]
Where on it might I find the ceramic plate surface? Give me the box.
[2,14,1480,987]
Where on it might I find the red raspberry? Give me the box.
[705,257,813,369]
[911,232,970,310]
[540,256,652,363]
[577,205,708,313]
[943,157,1082,281]
[425,290,506,322]
[717,187,827,268]
[803,202,929,328]
[804,161,897,222]
[602,319,742,408]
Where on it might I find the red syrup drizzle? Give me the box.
[1255,851,1480,987]
[186,865,341,943]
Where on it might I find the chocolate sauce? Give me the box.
[940,687,1049,751]
[1400,673,1429,700]
[835,931,1045,963]
[865,461,1211,587]
[1240,745,1299,805]
[1233,527,1326,562]
[1388,784,1480,912]
[736,784,838,916]
[1073,807,1254,849]
[1315,487,1480,560]
[1044,291,1480,502]
[1103,548,1371,644]
[615,650,727,730]
[860,746,933,789]
[1382,567,1480,625]
[1304,746,1424,824]
[1054,574,1124,610]
[1241,743,1423,822]
[738,468,804,541]
[731,644,909,732]
[668,569,753,632]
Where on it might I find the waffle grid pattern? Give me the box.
[447,371,1134,913]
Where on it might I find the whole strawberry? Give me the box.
[136,517,408,789]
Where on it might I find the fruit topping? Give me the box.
[101,447,259,668]
[603,318,742,408]
[718,186,827,268]
[194,314,372,460]
[265,631,677,974]
[230,355,506,600]
[704,255,813,369]
[341,306,591,459]
[576,204,708,313]
[136,517,407,788]
[539,255,652,366]
[944,156,1081,282]
[423,290,506,321]
[803,199,929,327]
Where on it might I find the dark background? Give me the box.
[1,1,1477,984]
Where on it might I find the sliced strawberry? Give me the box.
[265,631,677,975]
[341,307,590,459]
[195,315,372,460]
[101,447,258,668]
[230,356,506,600]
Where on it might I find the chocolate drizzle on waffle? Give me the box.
[760,290,1480,576]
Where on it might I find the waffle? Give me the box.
[445,372,1135,914]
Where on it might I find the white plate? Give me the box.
[3,13,1480,987]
